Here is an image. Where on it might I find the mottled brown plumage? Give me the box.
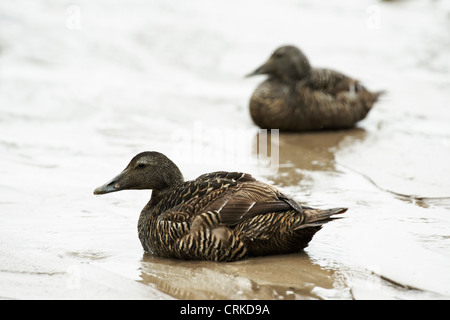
[247,45,383,131]
[93,151,347,262]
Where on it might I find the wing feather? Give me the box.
[306,68,359,95]
[157,173,303,228]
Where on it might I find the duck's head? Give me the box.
[246,45,311,82]
[93,151,184,195]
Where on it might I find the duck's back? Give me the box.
[154,171,292,224]
[307,68,358,94]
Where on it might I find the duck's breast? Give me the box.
[249,80,295,130]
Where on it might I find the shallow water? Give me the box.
[1,0,450,299]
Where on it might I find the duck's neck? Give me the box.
[150,166,184,204]
[137,163,184,252]
[159,159,184,188]
[149,187,173,207]
[140,163,185,216]
[280,67,311,84]
[138,184,182,253]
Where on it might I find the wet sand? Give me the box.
[1,0,450,300]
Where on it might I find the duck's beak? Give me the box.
[245,67,262,77]
[93,173,123,195]
[245,59,273,78]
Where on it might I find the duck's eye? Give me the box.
[136,163,146,169]
[274,52,284,59]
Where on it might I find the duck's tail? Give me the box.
[359,89,385,111]
[372,90,386,103]
[297,206,347,229]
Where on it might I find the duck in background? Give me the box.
[247,45,383,131]
[93,151,346,262]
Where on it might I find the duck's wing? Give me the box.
[156,177,238,215]
[306,68,360,95]
[202,180,303,226]
[158,174,302,227]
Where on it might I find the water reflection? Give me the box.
[139,252,341,300]
[252,129,368,186]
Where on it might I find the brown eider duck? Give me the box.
[247,45,383,131]
[93,151,347,262]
